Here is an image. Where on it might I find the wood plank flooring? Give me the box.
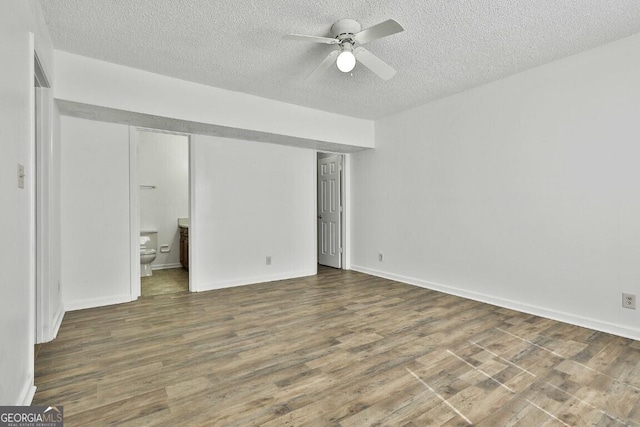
[141,267,189,296]
[33,267,640,426]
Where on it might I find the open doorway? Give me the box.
[317,152,345,269]
[130,129,191,297]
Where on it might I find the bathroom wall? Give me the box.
[138,130,189,269]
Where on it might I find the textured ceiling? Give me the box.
[39,0,640,120]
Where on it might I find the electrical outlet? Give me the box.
[266,256,272,265]
[378,253,383,262]
[622,293,636,309]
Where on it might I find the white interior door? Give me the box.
[318,154,342,268]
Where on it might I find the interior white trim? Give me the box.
[17,381,37,406]
[64,294,133,312]
[34,48,55,344]
[27,31,36,392]
[343,154,351,270]
[194,269,317,293]
[351,265,640,341]
[128,126,140,300]
[151,263,182,270]
[188,135,196,292]
[315,151,350,269]
[313,153,318,269]
[131,127,193,294]
[50,306,65,341]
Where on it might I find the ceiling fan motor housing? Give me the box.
[331,19,362,41]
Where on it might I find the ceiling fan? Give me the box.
[283,18,404,81]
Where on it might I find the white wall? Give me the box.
[53,51,374,149]
[351,32,640,340]
[138,130,189,269]
[36,89,64,343]
[61,116,132,310]
[59,118,316,299]
[0,0,55,406]
[192,136,316,290]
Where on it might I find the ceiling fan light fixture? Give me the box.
[285,18,404,81]
[336,45,356,73]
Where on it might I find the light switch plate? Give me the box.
[17,164,25,189]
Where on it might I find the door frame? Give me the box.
[128,127,194,299]
[315,151,350,269]
[33,45,53,344]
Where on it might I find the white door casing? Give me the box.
[317,154,342,268]
[34,50,52,343]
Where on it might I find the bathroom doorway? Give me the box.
[130,128,191,297]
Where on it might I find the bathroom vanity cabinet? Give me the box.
[179,226,189,270]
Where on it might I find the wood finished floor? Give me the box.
[141,267,189,297]
[34,267,640,426]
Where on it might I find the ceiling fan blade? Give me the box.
[305,50,339,81]
[283,34,339,44]
[353,19,404,45]
[354,47,396,80]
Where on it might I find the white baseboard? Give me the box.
[194,269,317,292]
[151,263,182,271]
[51,306,65,340]
[64,294,132,311]
[17,379,36,406]
[351,264,640,341]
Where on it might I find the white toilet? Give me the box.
[140,231,157,277]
